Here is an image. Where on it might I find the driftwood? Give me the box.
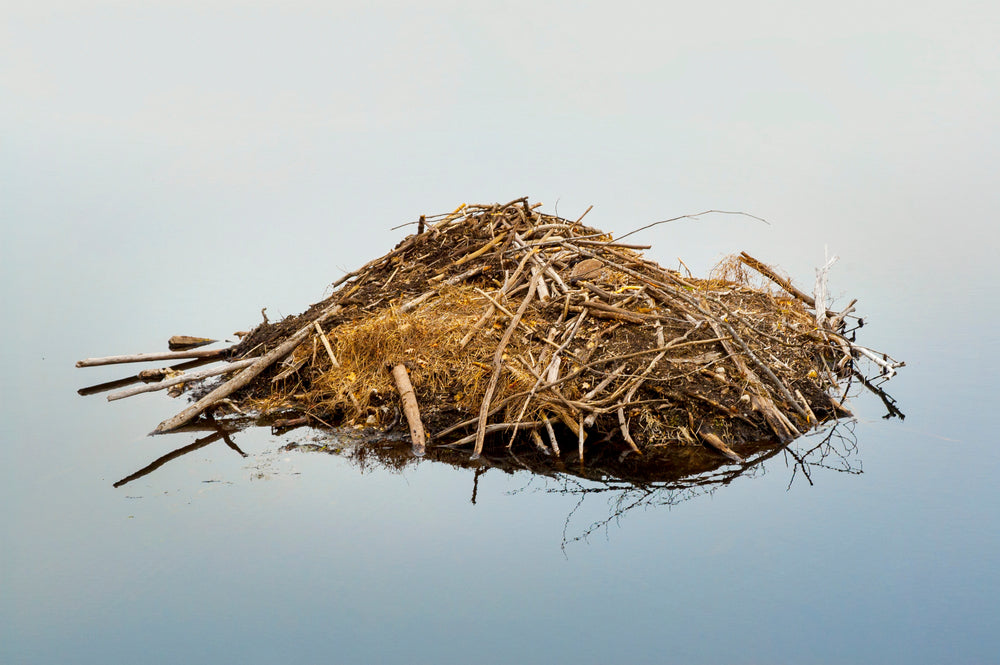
[76,347,230,367]
[77,357,223,396]
[151,305,342,434]
[168,335,216,350]
[391,363,426,456]
[107,358,259,401]
[78,198,902,468]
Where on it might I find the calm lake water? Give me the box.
[4,4,999,662]
[2,226,998,664]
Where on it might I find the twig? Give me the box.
[152,306,343,434]
[76,347,230,368]
[473,270,540,459]
[574,204,594,225]
[459,249,535,348]
[612,210,769,244]
[314,322,341,368]
[107,358,258,401]
[737,252,816,307]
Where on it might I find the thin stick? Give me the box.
[77,357,220,396]
[314,322,340,368]
[542,413,560,456]
[400,265,485,313]
[612,210,769,244]
[567,303,648,324]
[506,311,586,446]
[472,270,539,459]
[575,239,651,250]
[448,421,544,447]
[107,358,258,401]
[76,347,230,368]
[459,249,535,349]
[738,252,817,309]
[391,363,426,456]
[272,355,308,383]
[454,233,506,267]
[152,306,342,434]
[618,406,640,453]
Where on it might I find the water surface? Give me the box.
[3,4,999,663]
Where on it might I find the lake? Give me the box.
[3,3,998,663]
[4,205,996,663]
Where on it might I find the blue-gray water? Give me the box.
[3,4,999,663]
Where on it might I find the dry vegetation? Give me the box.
[79,198,904,467]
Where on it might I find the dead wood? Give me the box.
[392,363,426,456]
[168,335,217,350]
[108,358,259,401]
[151,305,342,433]
[78,198,901,467]
[77,347,230,367]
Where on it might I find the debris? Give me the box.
[77,198,904,464]
[168,335,217,350]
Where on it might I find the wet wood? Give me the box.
[270,415,310,429]
[77,357,222,396]
[447,421,545,447]
[698,427,744,463]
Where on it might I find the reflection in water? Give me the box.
[98,364,886,545]
[108,416,861,544]
[277,420,862,547]
[554,424,861,546]
[113,419,248,488]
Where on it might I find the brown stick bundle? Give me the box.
[78,199,901,468]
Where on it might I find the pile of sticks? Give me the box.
[77,198,903,464]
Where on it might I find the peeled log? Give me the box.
[391,363,426,457]
[76,348,229,367]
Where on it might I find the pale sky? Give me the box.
[3,1,998,340]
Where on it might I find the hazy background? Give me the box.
[3,2,999,663]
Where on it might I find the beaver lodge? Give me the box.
[78,198,903,475]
